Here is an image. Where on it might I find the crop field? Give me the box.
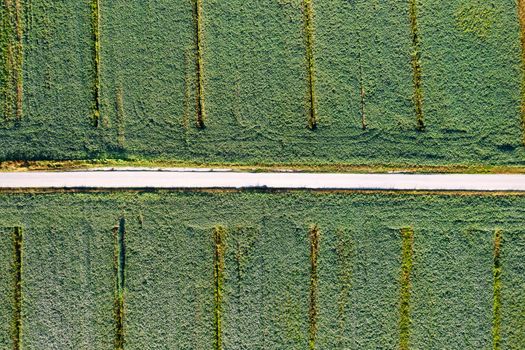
[0,0,524,167]
[0,191,523,349]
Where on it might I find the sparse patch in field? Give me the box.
[303,0,318,130]
[455,2,495,38]
[400,226,414,350]
[409,0,424,131]
[91,0,101,127]
[492,229,502,350]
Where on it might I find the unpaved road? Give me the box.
[1,171,525,191]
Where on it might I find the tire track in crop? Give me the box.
[409,0,425,130]
[308,225,320,350]
[399,227,414,350]
[213,226,226,350]
[12,227,22,350]
[303,0,318,130]
[193,0,206,129]
[91,0,101,127]
[113,218,126,350]
[492,229,502,350]
[115,85,126,149]
[2,0,23,122]
[517,0,525,144]
[356,28,367,130]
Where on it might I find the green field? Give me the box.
[0,0,524,167]
[0,191,524,348]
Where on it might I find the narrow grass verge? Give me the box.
[91,0,101,127]
[309,224,320,350]
[193,0,206,129]
[517,0,525,144]
[400,227,414,350]
[492,229,502,350]
[113,218,126,350]
[408,0,424,131]
[303,0,318,130]
[12,226,22,350]
[213,226,226,350]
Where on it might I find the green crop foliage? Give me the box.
[411,227,494,348]
[193,0,206,129]
[213,226,226,350]
[303,0,318,130]
[0,191,521,348]
[308,224,320,350]
[14,203,116,349]
[500,228,525,349]
[12,227,22,350]
[409,0,425,130]
[0,0,523,166]
[1,0,16,122]
[417,0,522,156]
[0,228,16,349]
[518,0,525,145]
[492,229,502,350]
[113,218,126,350]
[0,0,24,123]
[400,227,414,350]
[91,0,101,127]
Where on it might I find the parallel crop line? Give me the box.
[12,226,22,350]
[492,229,502,350]
[2,0,23,121]
[309,224,320,350]
[13,0,22,120]
[518,0,525,144]
[399,227,414,350]
[408,0,425,130]
[303,0,318,130]
[115,85,125,148]
[357,34,366,130]
[91,0,101,127]
[213,226,226,350]
[113,218,126,350]
[1,19,15,121]
[194,0,206,129]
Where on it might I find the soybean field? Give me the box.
[1,0,524,167]
[0,190,524,349]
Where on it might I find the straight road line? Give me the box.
[0,172,525,191]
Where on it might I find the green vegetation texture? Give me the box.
[0,228,15,349]
[0,0,524,167]
[0,191,524,348]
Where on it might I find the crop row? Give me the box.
[0,222,519,349]
[1,0,23,122]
